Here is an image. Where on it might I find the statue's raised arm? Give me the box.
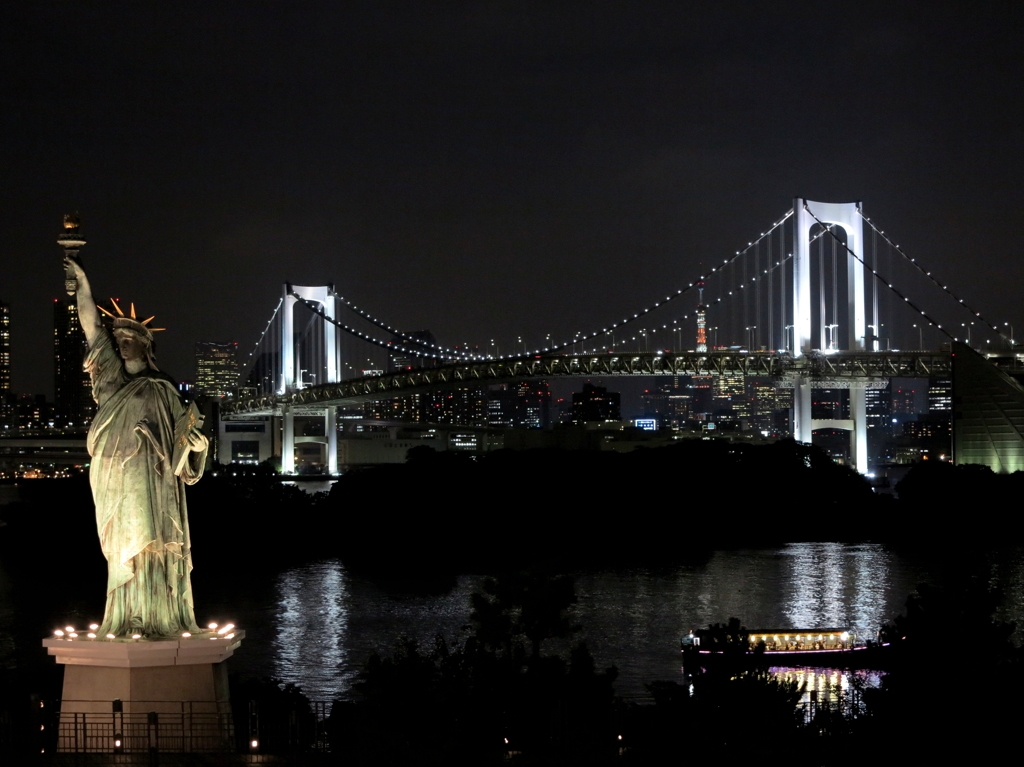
[64,256,102,350]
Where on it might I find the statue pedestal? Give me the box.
[43,632,244,752]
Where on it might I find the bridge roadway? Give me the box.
[222,349,953,416]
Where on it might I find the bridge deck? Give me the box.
[223,350,952,415]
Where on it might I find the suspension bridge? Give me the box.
[220,198,1024,475]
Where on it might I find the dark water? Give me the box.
[4,542,1023,701]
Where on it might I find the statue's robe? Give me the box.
[85,330,206,637]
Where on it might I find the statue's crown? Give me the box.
[98,299,165,343]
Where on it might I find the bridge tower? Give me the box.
[792,199,868,473]
[280,284,340,475]
[696,281,707,353]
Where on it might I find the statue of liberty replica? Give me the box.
[64,251,209,638]
[47,220,239,750]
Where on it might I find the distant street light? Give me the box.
[961,322,974,346]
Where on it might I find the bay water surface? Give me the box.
[4,542,1023,701]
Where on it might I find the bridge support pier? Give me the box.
[850,387,868,474]
[326,407,338,475]
[794,382,869,474]
[282,405,295,475]
[279,406,337,476]
[793,380,813,446]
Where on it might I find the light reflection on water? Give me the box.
[783,543,893,636]
[569,543,927,698]
[7,544,1014,701]
[257,543,947,701]
[273,561,350,701]
[279,480,336,494]
[770,666,884,705]
[264,566,482,701]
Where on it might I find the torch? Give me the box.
[57,214,87,295]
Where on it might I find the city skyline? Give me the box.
[3,5,1023,395]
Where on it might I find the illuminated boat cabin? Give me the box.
[683,628,857,652]
[748,629,855,652]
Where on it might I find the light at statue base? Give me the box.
[52,619,238,642]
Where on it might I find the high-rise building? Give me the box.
[365,392,424,422]
[865,384,893,465]
[53,298,94,428]
[572,383,621,424]
[195,341,239,398]
[811,389,846,420]
[713,371,747,416]
[891,384,918,416]
[488,385,515,428]
[1,302,13,430]
[665,393,693,428]
[372,331,441,422]
[0,392,15,432]
[689,375,714,417]
[424,386,489,427]
[750,381,780,432]
[865,386,892,432]
[928,378,952,413]
[641,387,670,422]
[515,381,551,428]
[18,394,53,431]
[489,382,556,429]
[0,299,10,392]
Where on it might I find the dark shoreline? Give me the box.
[4,440,1018,581]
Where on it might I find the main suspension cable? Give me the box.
[857,211,1011,344]
[291,292,472,363]
[805,205,955,342]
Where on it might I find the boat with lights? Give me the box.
[681,627,893,669]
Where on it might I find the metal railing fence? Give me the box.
[1,698,330,759]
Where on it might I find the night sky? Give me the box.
[3,2,1023,396]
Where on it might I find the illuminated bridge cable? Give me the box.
[871,226,880,349]
[329,289,479,359]
[333,210,797,361]
[310,210,798,363]
[289,292,474,362]
[804,204,955,342]
[238,297,283,389]
[857,211,1012,345]
[703,223,851,348]
[780,223,786,352]
[541,209,795,357]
